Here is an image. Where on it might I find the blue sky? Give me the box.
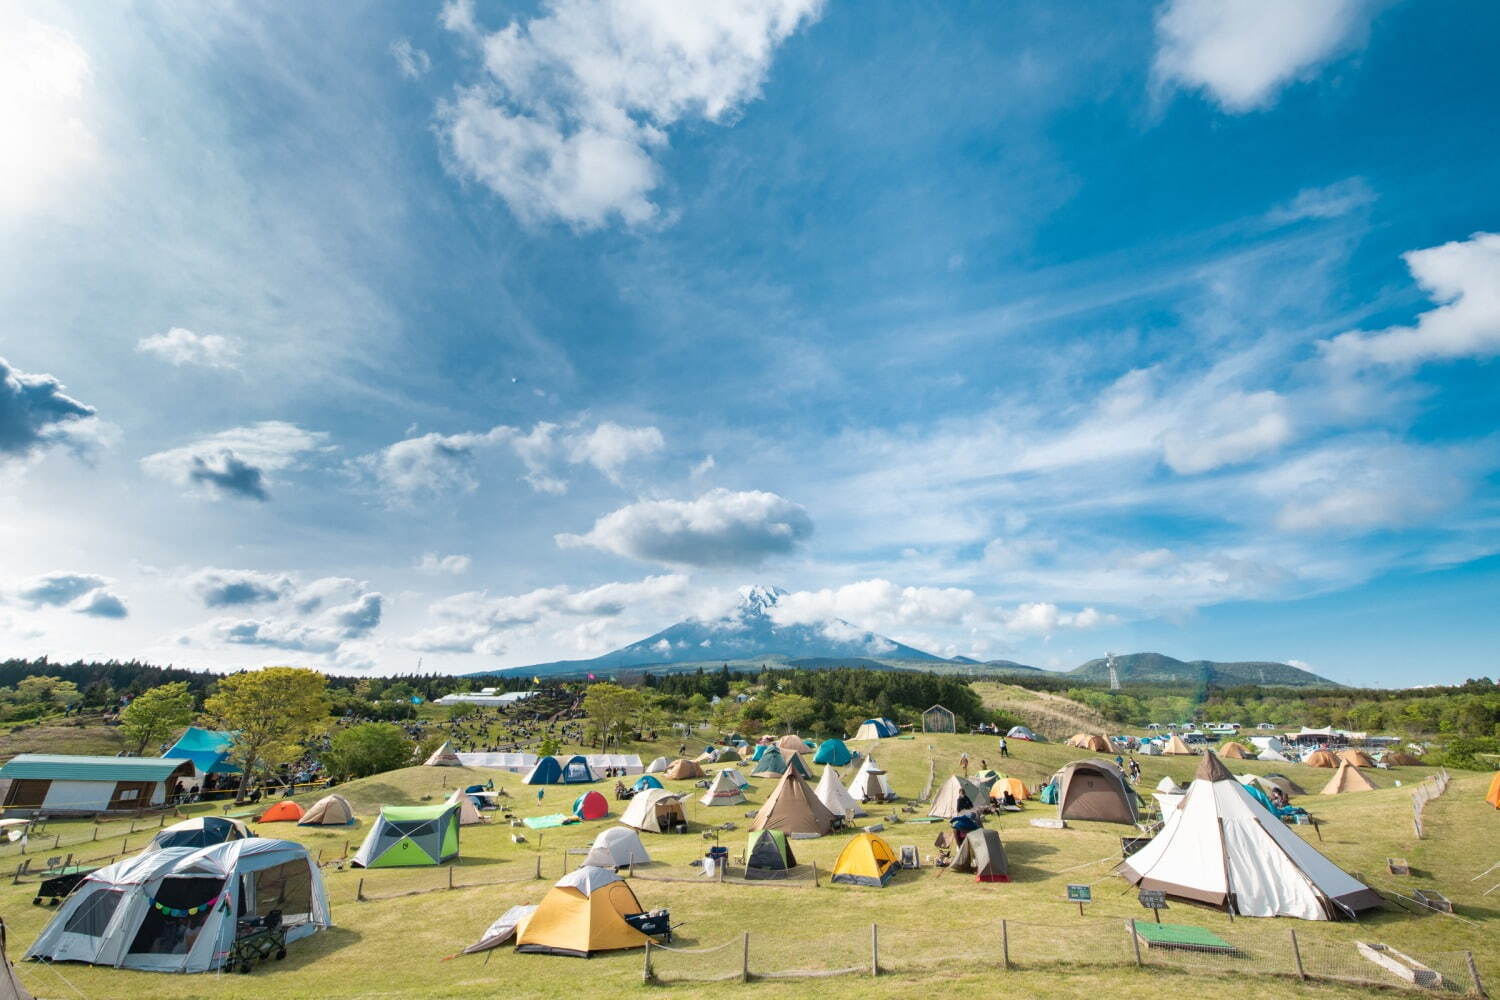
[3,0,1497,685]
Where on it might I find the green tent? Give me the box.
[745,829,796,879]
[352,804,460,868]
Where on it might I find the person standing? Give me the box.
[999,737,1009,758]
[959,751,970,776]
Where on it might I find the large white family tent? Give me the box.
[1118,753,1383,920]
[25,839,330,972]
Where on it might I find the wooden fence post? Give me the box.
[534,854,542,879]
[121,838,128,855]
[448,866,454,890]
[1466,951,1487,999]
[1290,929,1306,980]
[642,938,652,983]
[92,827,98,842]
[52,834,60,850]
[1129,919,1142,967]
[1001,919,1010,970]
[870,923,879,976]
[356,878,365,901]
[812,861,819,887]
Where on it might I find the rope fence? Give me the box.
[644,918,1487,996]
[1411,769,1451,839]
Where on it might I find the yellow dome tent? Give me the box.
[1162,733,1195,755]
[830,831,899,888]
[1303,749,1339,768]
[515,866,655,957]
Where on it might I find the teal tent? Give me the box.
[632,774,663,791]
[1039,780,1059,805]
[813,739,852,766]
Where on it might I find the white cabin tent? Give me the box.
[454,752,537,772]
[814,766,866,818]
[0,755,195,815]
[847,756,896,802]
[1119,753,1383,920]
[699,770,747,807]
[618,789,686,834]
[584,827,652,868]
[25,839,330,972]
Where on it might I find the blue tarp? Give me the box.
[163,726,240,774]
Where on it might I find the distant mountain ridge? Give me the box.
[474,584,1335,687]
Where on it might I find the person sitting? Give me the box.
[1000,789,1018,809]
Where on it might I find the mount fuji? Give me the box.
[486,584,948,678]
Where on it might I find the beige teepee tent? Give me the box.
[425,740,461,766]
[751,767,837,836]
[1162,733,1196,755]
[446,789,487,825]
[1320,760,1377,795]
[814,766,866,818]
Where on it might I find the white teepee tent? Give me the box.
[815,766,866,818]
[699,769,747,807]
[847,756,895,802]
[1120,753,1382,920]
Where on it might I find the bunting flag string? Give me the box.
[150,892,224,918]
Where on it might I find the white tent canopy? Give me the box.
[25,839,330,972]
[847,756,896,802]
[584,827,651,868]
[815,766,866,818]
[1120,754,1382,920]
[699,770,746,807]
[454,752,537,772]
[644,757,669,774]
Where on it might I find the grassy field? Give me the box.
[0,715,123,763]
[3,730,1495,1000]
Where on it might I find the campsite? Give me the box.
[0,716,1494,1000]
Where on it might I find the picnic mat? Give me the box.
[901,816,945,824]
[1133,922,1238,954]
[522,814,580,829]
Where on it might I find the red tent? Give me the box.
[572,790,608,821]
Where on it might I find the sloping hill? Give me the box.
[971,683,1111,741]
[1070,652,1338,688]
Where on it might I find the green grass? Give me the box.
[3,732,1495,999]
[0,714,123,763]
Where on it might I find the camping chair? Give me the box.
[229,909,286,973]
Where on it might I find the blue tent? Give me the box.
[751,744,770,761]
[813,738,852,766]
[523,757,562,785]
[857,718,900,739]
[524,755,598,785]
[163,726,240,775]
[1039,780,1059,805]
[633,774,663,791]
[559,755,597,783]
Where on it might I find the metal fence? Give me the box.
[644,917,1487,996]
[1411,769,1451,839]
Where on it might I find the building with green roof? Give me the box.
[0,754,195,814]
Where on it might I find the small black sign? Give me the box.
[1138,889,1169,909]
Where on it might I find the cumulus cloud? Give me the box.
[565,422,664,482]
[771,580,989,630]
[1321,232,1500,368]
[390,38,431,79]
[0,356,99,460]
[141,421,328,501]
[365,426,513,498]
[1002,601,1115,636]
[188,568,294,608]
[1153,0,1377,112]
[436,0,824,228]
[558,488,812,567]
[15,572,128,619]
[136,327,242,369]
[0,11,96,217]
[417,553,472,575]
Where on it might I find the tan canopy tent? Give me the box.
[425,740,461,766]
[1338,749,1375,768]
[1303,749,1339,768]
[776,734,813,754]
[1068,734,1111,752]
[619,789,686,833]
[1320,761,1377,795]
[928,775,986,819]
[699,770,746,807]
[299,793,355,826]
[1054,759,1139,824]
[751,767,837,836]
[949,828,1009,882]
[1121,753,1382,920]
[1219,741,1250,759]
[1162,733,1195,755]
[663,759,704,781]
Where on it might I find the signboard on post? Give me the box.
[1138,889,1169,923]
[1067,883,1092,915]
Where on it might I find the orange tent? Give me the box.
[1338,748,1375,768]
[988,776,1028,802]
[1486,772,1500,809]
[1218,741,1250,759]
[1303,749,1339,768]
[258,800,304,822]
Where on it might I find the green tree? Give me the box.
[16,676,81,709]
[581,683,643,748]
[766,693,817,733]
[119,682,194,755]
[323,723,414,779]
[203,667,331,800]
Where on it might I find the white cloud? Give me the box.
[557,488,812,567]
[436,0,824,228]
[1160,389,1293,474]
[175,574,383,657]
[142,421,328,501]
[1321,232,1500,368]
[1002,601,1115,636]
[565,421,664,482]
[1267,177,1375,224]
[12,572,127,619]
[0,11,96,217]
[188,568,294,607]
[0,356,100,461]
[1257,439,1470,533]
[390,38,431,80]
[771,580,988,630]
[136,327,242,369]
[417,553,472,576]
[364,426,513,499]
[1153,0,1376,112]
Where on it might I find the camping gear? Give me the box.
[1038,780,1059,805]
[929,775,987,819]
[852,718,899,740]
[447,790,487,826]
[1219,741,1250,759]
[645,757,669,774]
[830,832,899,887]
[516,866,665,957]
[662,759,704,781]
[524,755,598,785]
[1053,760,1139,824]
[573,790,609,820]
[699,771,746,807]
[585,827,651,867]
[146,817,251,853]
[298,794,354,826]
[1007,725,1039,741]
[1132,922,1237,954]
[351,804,459,867]
[744,829,797,878]
[461,904,538,955]
[1162,733,1195,755]
[619,789,686,834]
[1303,749,1339,768]
[632,774,663,792]
[949,828,1009,881]
[33,865,98,906]
[424,740,461,766]
[1339,749,1376,768]
[813,738,852,766]
[1119,753,1383,920]
[1068,734,1111,753]
[1321,761,1377,795]
[24,839,329,973]
[815,766,866,818]
[847,756,896,802]
[777,734,813,754]
[752,767,838,836]
[257,800,303,823]
[523,814,579,829]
